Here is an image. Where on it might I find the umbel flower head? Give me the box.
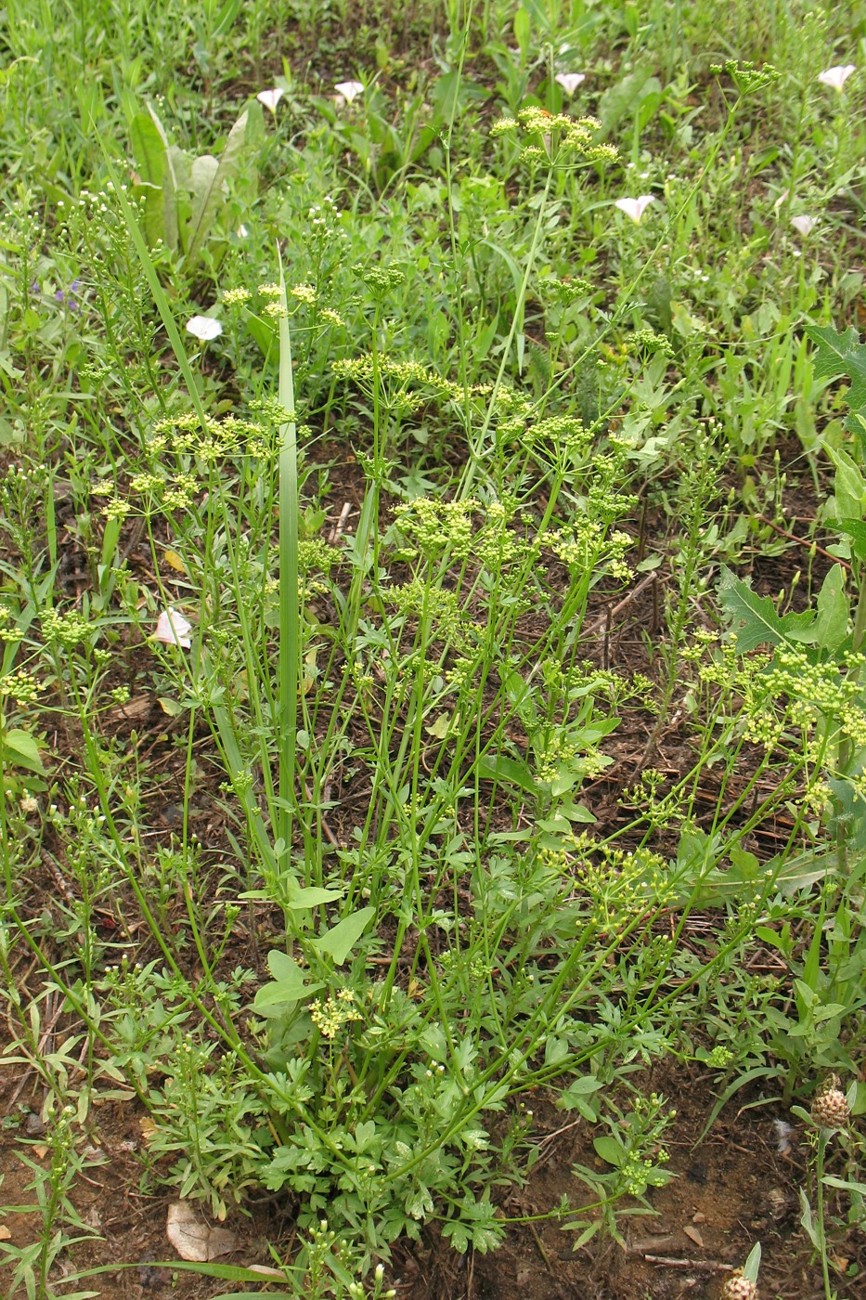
[818,64,855,90]
[490,107,616,169]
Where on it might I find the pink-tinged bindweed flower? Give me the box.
[186,315,223,342]
[614,195,655,223]
[256,87,285,112]
[154,609,192,649]
[334,80,364,103]
[791,215,818,236]
[818,65,855,90]
[555,72,586,95]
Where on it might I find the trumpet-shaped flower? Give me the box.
[256,87,285,112]
[186,315,223,342]
[791,215,818,236]
[818,65,855,90]
[615,195,655,223]
[154,609,192,649]
[335,80,364,103]
[555,72,586,95]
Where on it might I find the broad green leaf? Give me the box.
[513,6,531,61]
[130,111,166,247]
[805,323,866,414]
[467,1221,503,1255]
[598,66,658,135]
[428,69,487,125]
[548,763,582,797]
[799,1187,819,1247]
[130,111,165,188]
[727,845,760,881]
[560,1075,604,1097]
[544,1035,569,1066]
[148,103,179,252]
[351,1120,377,1153]
[825,445,866,518]
[253,979,321,1014]
[473,313,499,361]
[558,1075,604,1118]
[424,712,452,739]
[212,0,243,37]
[812,564,850,652]
[284,883,343,910]
[502,668,536,722]
[3,728,45,773]
[266,949,307,984]
[187,109,250,263]
[442,1222,469,1253]
[637,85,663,131]
[743,1243,762,1285]
[188,154,220,250]
[312,906,376,964]
[558,799,596,824]
[407,1185,434,1221]
[239,304,276,360]
[769,842,832,894]
[549,750,613,798]
[254,951,323,1014]
[593,1135,624,1167]
[836,518,866,563]
[477,753,537,795]
[823,1175,866,1194]
[480,238,524,365]
[718,566,816,651]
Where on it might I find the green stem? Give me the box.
[277,253,300,877]
[816,1131,833,1300]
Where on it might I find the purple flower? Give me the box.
[55,278,82,311]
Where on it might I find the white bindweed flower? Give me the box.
[335,80,364,103]
[186,315,223,342]
[154,609,192,649]
[256,87,285,112]
[791,214,818,236]
[615,195,655,223]
[555,72,586,95]
[818,64,855,90]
